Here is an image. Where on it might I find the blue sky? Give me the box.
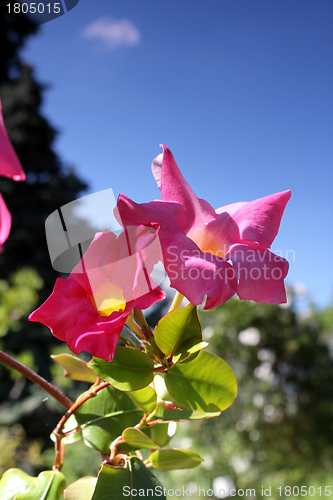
[21,0,333,309]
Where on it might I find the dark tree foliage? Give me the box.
[0,66,87,297]
[0,1,38,84]
[0,5,87,428]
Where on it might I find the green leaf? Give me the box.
[153,373,173,401]
[62,414,82,444]
[92,458,166,500]
[149,423,171,447]
[0,468,35,500]
[128,386,157,414]
[151,374,220,421]
[88,347,154,391]
[15,470,66,500]
[148,449,203,470]
[51,354,97,383]
[165,350,237,412]
[122,427,160,449]
[173,338,209,363]
[75,385,143,453]
[152,405,220,422]
[64,477,97,500]
[154,304,202,358]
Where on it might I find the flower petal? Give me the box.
[226,242,289,304]
[29,227,166,361]
[0,193,11,245]
[29,278,125,361]
[151,152,163,190]
[72,227,165,309]
[158,145,216,234]
[129,286,166,310]
[217,191,291,248]
[0,101,26,181]
[192,211,239,255]
[216,201,247,216]
[117,194,185,246]
[165,233,237,309]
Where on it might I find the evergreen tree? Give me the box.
[0,1,38,85]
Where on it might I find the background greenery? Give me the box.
[153,295,333,498]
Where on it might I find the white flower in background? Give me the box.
[238,327,260,346]
[213,476,235,498]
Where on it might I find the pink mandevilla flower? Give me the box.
[29,225,166,361]
[117,145,291,309]
[0,100,26,247]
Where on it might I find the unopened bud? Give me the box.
[157,398,183,411]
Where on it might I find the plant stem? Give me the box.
[126,317,145,340]
[55,380,110,435]
[168,291,184,312]
[134,308,153,339]
[52,380,110,470]
[0,350,73,410]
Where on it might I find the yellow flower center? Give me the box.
[91,282,126,317]
[188,227,226,258]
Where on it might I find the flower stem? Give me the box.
[168,291,184,312]
[52,380,110,470]
[126,316,145,340]
[134,308,153,339]
[0,350,73,410]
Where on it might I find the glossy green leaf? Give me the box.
[153,373,173,401]
[75,385,143,453]
[15,470,66,500]
[154,304,202,358]
[128,386,157,414]
[62,414,82,444]
[152,405,220,422]
[122,427,160,449]
[149,423,170,446]
[92,458,166,500]
[151,374,220,421]
[64,477,97,500]
[0,468,35,500]
[88,347,154,391]
[165,350,237,412]
[51,354,97,383]
[173,338,209,363]
[148,449,203,470]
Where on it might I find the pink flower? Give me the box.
[0,100,26,247]
[29,226,166,361]
[0,193,11,250]
[117,145,290,309]
[0,101,26,181]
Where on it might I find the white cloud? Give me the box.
[81,17,140,49]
